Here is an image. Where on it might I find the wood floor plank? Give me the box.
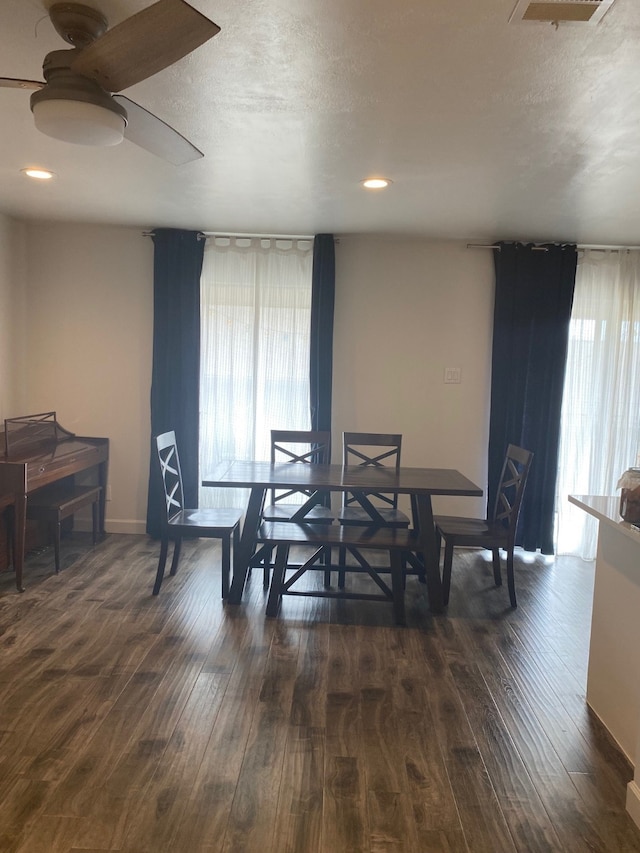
[219,622,299,853]
[117,670,230,852]
[167,616,279,850]
[323,754,370,853]
[0,537,637,852]
[272,725,325,853]
[445,615,616,853]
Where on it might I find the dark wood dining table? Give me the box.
[202,461,482,612]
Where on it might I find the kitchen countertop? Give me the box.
[568,495,640,546]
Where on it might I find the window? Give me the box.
[556,248,640,558]
[199,237,313,508]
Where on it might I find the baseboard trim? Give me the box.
[627,781,640,829]
[75,519,145,535]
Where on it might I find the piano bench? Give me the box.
[26,485,102,574]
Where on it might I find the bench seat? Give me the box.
[26,484,102,573]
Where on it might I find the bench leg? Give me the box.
[323,546,332,588]
[262,545,273,590]
[226,525,240,601]
[442,540,454,606]
[266,544,288,617]
[338,545,347,588]
[221,532,231,599]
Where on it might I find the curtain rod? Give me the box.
[142,230,315,240]
[467,243,640,252]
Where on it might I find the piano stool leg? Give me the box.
[53,522,61,574]
[91,499,98,546]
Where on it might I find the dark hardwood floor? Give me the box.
[0,532,638,852]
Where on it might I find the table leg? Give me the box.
[13,494,26,593]
[413,493,444,612]
[98,460,108,535]
[227,486,265,604]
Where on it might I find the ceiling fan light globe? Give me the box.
[32,99,125,146]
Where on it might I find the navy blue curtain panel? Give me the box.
[488,241,577,554]
[310,234,336,433]
[146,228,205,537]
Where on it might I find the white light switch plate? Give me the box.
[444,367,461,384]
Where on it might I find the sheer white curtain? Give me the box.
[556,249,640,559]
[199,237,313,508]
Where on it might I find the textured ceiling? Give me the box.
[1,0,640,244]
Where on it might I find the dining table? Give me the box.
[202,461,482,613]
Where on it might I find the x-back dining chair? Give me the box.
[154,431,242,598]
[262,429,334,523]
[434,443,533,608]
[338,432,411,527]
[256,429,335,588]
[336,432,412,588]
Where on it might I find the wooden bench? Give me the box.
[26,484,102,574]
[256,521,424,625]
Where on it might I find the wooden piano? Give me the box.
[0,412,109,592]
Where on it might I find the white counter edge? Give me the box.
[568,495,640,546]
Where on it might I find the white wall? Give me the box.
[0,213,27,421]
[8,225,493,531]
[23,221,153,533]
[334,237,494,516]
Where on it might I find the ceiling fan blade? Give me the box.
[114,95,203,165]
[0,77,44,91]
[71,0,220,93]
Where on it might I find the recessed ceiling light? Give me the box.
[362,177,392,189]
[21,167,55,180]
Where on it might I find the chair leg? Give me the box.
[53,521,61,574]
[442,540,454,606]
[492,549,502,587]
[266,544,288,617]
[169,537,182,576]
[153,536,170,595]
[506,549,517,608]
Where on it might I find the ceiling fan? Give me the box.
[0,0,220,165]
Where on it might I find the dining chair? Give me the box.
[337,432,411,588]
[258,429,335,587]
[262,429,334,523]
[434,443,533,608]
[154,430,242,597]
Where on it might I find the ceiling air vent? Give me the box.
[509,0,616,24]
